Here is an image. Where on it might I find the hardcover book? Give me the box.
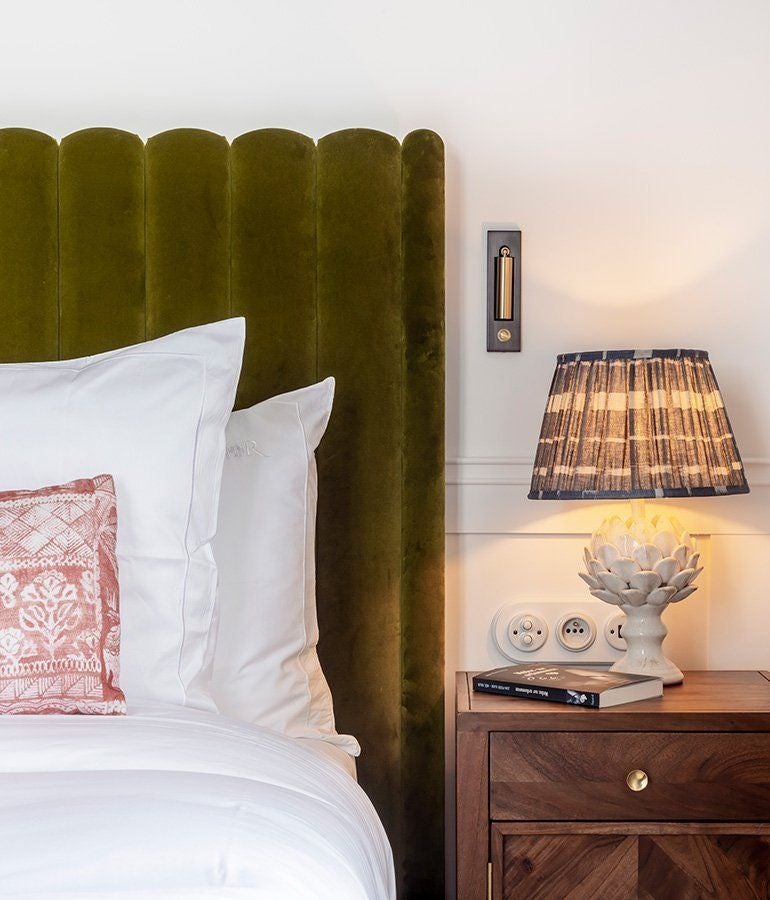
[472,664,663,708]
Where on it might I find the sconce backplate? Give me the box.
[487,229,521,352]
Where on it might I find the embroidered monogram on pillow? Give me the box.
[0,476,125,714]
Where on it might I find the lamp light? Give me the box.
[528,349,749,684]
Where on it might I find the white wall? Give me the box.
[4,0,770,891]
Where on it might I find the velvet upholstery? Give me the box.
[0,126,445,898]
[59,129,146,357]
[231,129,318,405]
[0,129,58,360]
[316,128,404,862]
[400,130,446,898]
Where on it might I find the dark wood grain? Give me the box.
[456,727,489,900]
[491,825,770,900]
[456,670,471,715]
[490,731,770,821]
[494,831,636,900]
[456,673,770,900]
[638,832,770,899]
[459,671,770,733]
[494,822,770,836]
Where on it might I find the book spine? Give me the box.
[472,677,600,708]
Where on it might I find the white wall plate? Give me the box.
[492,600,626,666]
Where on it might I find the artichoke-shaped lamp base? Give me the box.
[609,603,683,685]
[581,500,699,687]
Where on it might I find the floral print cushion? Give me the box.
[0,476,125,714]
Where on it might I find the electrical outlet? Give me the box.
[555,612,596,652]
[492,600,624,665]
[604,612,627,651]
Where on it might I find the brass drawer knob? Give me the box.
[626,769,649,792]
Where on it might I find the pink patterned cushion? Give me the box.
[0,476,125,714]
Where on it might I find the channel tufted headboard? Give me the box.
[0,126,445,898]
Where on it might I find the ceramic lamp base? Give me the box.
[581,500,701,688]
[609,603,684,686]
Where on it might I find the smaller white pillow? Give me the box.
[212,379,359,756]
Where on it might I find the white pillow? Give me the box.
[0,318,245,709]
[212,379,359,756]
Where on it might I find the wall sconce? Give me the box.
[487,229,521,351]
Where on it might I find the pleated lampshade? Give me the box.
[528,349,749,500]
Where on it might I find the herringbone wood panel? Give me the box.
[501,834,636,899]
[499,832,770,900]
[638,834,770,899]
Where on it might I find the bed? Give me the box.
[0,703,394,897]
[0,127,445,898]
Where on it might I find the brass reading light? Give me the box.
[495,246,514,320]
[486,229,521,351]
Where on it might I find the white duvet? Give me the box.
[0,704,395,899]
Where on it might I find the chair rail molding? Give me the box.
[446,457,770,536]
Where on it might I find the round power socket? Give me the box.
[507,613,548,653]
[556,612,597,652]
[604,613,627,651]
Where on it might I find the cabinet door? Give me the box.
[492,824,770,900]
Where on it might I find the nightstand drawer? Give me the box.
[491,823,770,900]
[490,731,770,821]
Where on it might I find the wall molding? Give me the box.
[445,457,770,536]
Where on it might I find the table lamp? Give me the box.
[528,349,749,685]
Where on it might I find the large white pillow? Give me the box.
[212,379,359,756]
[0,318,245,708]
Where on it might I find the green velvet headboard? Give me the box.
[0,126,445,897]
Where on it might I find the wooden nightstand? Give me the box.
[456,670,770,899]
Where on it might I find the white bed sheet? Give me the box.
[0,703,394,899]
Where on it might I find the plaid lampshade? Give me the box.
[528,349,749,500]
